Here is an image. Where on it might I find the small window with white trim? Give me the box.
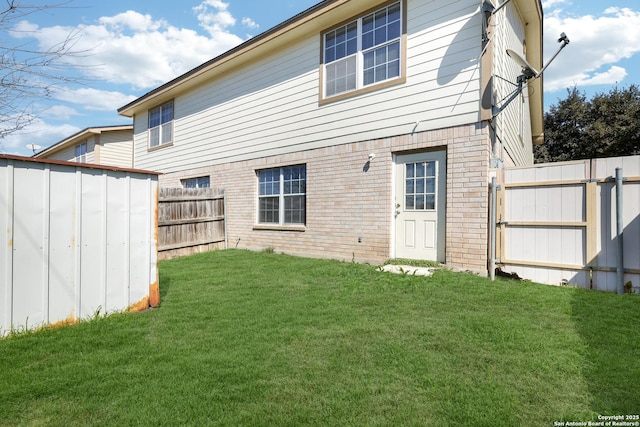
[257,165,306,225]
[148,100,174,148]
[182,176,210,188]
[322,1,404,100]
[74,141,87,163]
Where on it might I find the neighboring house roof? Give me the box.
[118,0,544,132]
[1,153,160,175]
[33,124,133,159]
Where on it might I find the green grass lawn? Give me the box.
[1,250,639,426]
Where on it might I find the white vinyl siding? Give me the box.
[47,145,77,162]
[493,1,533,166]
[99,129,133,168]
[36,128,131,167]
[48,139,95,164]
[133,0,483,173]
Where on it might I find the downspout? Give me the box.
[491,115,505,167]
[615,167,624,294]
[489,176,498,280]
[484,0,500,279]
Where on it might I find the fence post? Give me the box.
[585,181,598,278]
[615,167,624,294]
[223,192,228,250]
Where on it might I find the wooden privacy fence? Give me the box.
[493,155,640,293]
[158,188,226,260]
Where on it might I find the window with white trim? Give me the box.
[74,141,87,163]
[258,165,306,225]
[182,176,210,188]
[323,1,402,98]
[148,100,174,148]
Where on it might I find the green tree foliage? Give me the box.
[534,85,640,163]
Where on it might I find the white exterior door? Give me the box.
[394,151,446,261]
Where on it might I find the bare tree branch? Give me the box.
[0,0,86,149]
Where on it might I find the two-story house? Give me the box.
[118,0,543,273]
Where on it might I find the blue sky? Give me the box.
[2,0,640,156]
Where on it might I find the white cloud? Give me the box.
[193,0,237,37]
[242,17,259,30]
[543,7,640,91]
[1,119,80,154]
[99,10,167,32]
[541,0,571,11]
[41,105,81,121]
[570,65,628,87]
[51,88,137,111]
[2,2,251,156]
[9,7,244,90]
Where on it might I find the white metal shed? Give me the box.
[0,155,160,336]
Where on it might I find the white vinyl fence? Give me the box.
[0,155,160,336]
[494,155,640,293]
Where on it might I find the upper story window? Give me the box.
[148,100,174,148]
[322,1,403,100]
[182,176,210,188]
[257,165,306,226]
[74,141,87,163]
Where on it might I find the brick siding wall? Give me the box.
[160,122,490,273]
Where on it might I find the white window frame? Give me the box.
[321,1,404,100]
[257,165,306,226]
[148,100,174,149]
[182,176,210,189]
[74,141,87,163]
[404,160,438,211]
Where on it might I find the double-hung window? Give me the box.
[258,165,306,226]
[323,1,403,99]
[148,100,174,148]
[74,142,87,163]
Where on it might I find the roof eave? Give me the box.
[118,0,348,117]
[513,0,544,140]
